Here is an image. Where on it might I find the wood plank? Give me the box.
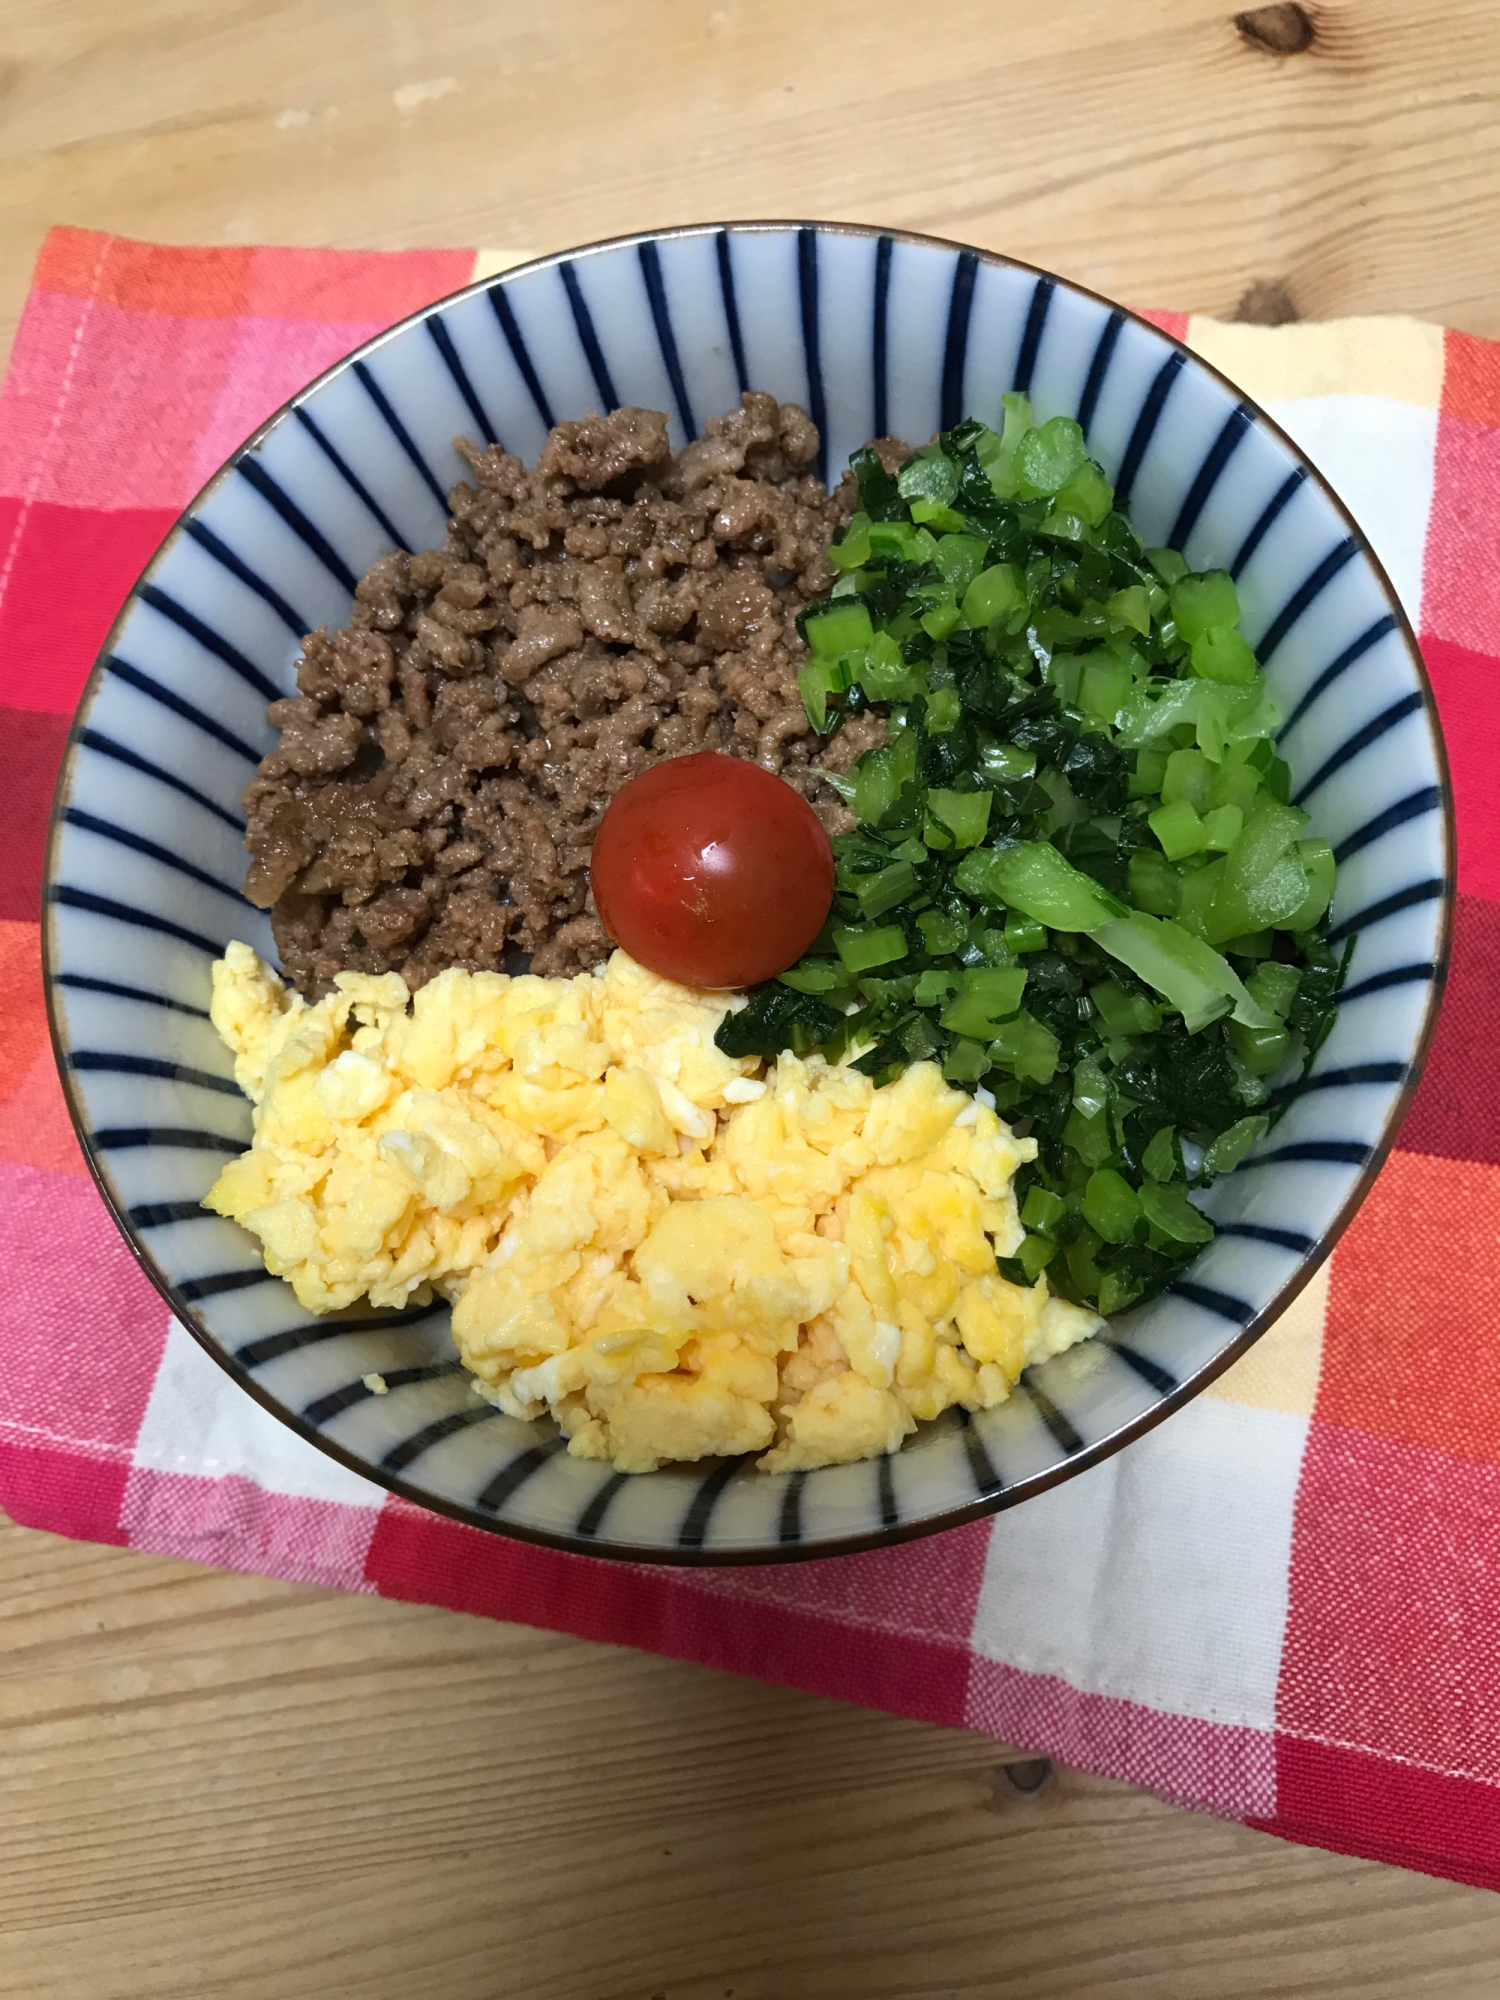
[4,0,1500,373]
[4,1512,1500,1999]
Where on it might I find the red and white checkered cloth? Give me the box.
[4,231,1500,1888]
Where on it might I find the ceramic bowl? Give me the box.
[44,223,1452,1563]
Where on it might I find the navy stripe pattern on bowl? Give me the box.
[46,224,1449,1565]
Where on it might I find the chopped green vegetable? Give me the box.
[1003,912,1048,954]
[1142,1125,1181,1182]
[828,514,873,571]
[804,600,873,657]
[897,451,960,508]
[1191,625,1260,686]
[988,1010,1061,1084]
[926,788,992,849]
[1139,1180,1215,1243]
[1091,980,1161,1039]
[1170,570,1240,642]
[1083,1169,1142,1244]
[926,687,962,733]
[1202,1114,1270,1178]
[716,985,843,1059]
[1149,798,1207,862]
[963,563,1027,629]
[777,959,848,995]
[955,841,1128,931]
[939,966,1028,1039]
[833,925,908,974]
[715,403,1345,1312]
[1022,1186,1069,1234]
[1016,415,1088,497]
[1009,1233,1060,1284]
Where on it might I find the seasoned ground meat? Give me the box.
[242,395,899,996]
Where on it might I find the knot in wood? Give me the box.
[1234,3,1317,55]
[1233,279,1301,326]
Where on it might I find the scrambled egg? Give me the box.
[205,943,1099,1474]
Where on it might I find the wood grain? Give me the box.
[7,1,1500,1990]
[5,0,1500,372]
[6,1512,1500,2000]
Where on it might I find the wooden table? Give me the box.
[5,3,1500,1992]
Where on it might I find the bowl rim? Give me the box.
[41,218,1456,1565]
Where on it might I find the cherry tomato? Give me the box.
[590,752,835,989]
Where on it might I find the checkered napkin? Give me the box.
[3,229,1496,1888]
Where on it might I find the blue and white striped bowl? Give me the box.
[44,224,1452,1564]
